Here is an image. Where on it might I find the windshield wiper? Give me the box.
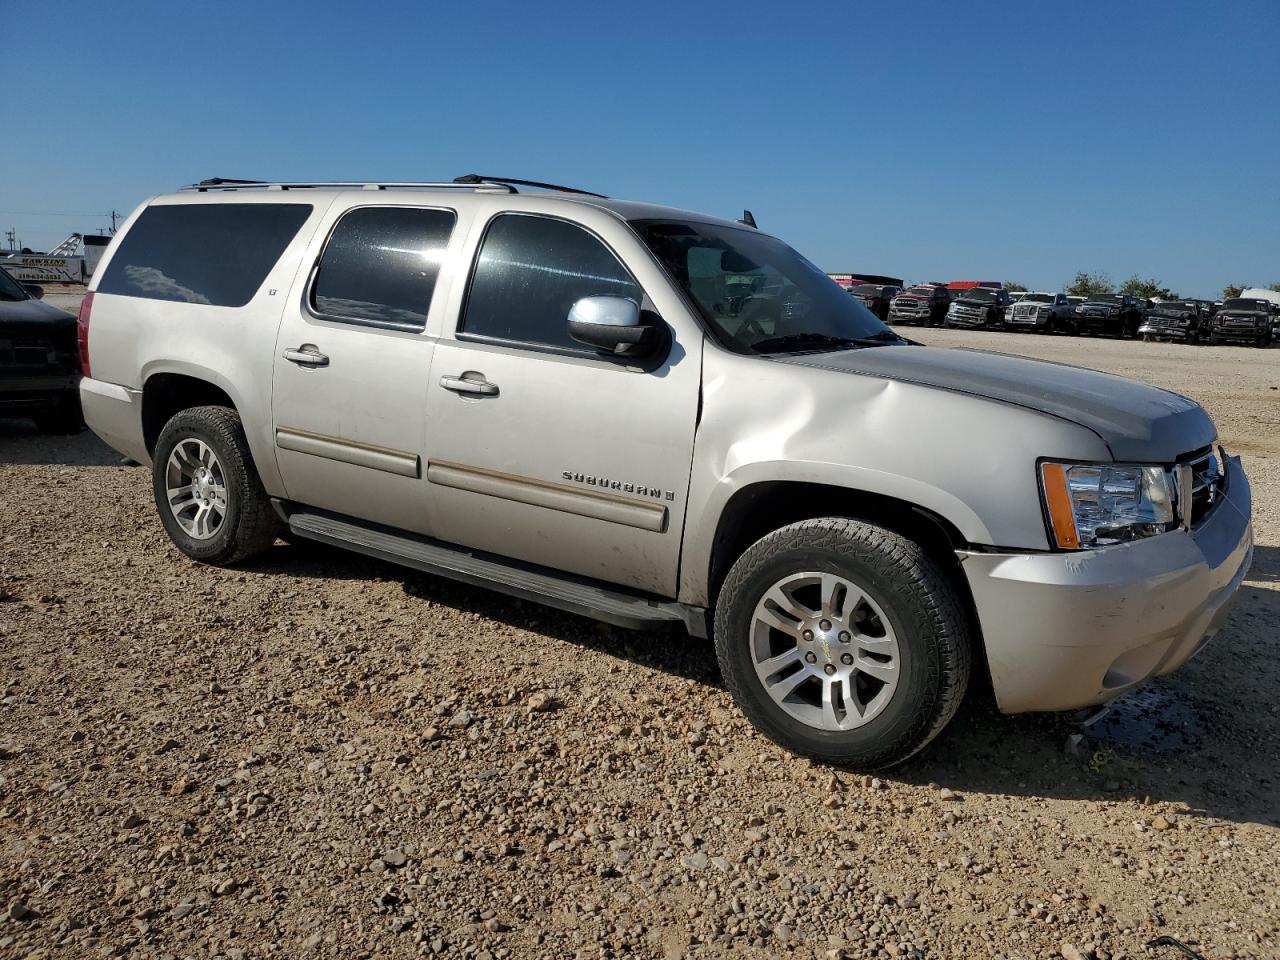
[751,332,900,354]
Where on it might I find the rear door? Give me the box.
[422,205,702,596]
[271,200,465,535]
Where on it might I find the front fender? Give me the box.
[678,346,1112,607]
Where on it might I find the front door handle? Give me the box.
[440,374,498,397]
[283,345,329,367]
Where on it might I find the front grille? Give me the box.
[1145,315,1187,330]
[1178,447,1221,527]
[0,338,60,372]
[1011,304,1040,321]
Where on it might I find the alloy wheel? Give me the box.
[164,438,228,540]
[750,571,901,731]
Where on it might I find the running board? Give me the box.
[282,506,705,635]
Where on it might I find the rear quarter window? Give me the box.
[97,203,313,307]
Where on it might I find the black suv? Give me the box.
[850,283,900,322]
[0,266,83,432]
[1075,294,1142,338]
[1211,298,1274,347]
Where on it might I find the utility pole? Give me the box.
[110,210,119,234]
[3,227,14,252]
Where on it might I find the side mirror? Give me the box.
[22,283,44,300]
[567,296,656,357]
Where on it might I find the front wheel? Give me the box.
[713,518,972,769]
[152,405,282,565]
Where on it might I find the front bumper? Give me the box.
[1213,326,1268,341]
[0,372,79,400]
[960,454,1253,714]
[1138,321,1193,340]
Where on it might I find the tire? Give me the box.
[33,392,84,434]
[713,517,972,769]
[152,405,281,565]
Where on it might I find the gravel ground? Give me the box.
[1,325,1277,960]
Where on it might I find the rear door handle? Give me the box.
[440,374,498,397]
[283,345,329,367]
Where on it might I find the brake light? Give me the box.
[77,291,94,378]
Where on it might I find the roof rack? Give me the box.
[181,176,608,196]
[451,174,607,198]
[181,177,517,193]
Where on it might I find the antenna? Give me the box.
[738,210,757,228]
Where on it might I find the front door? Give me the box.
[424,210,701,596]
[271,203,460,535]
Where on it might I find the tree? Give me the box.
[1004,281,1028,292]
[1066,271,1113,297]
[1222,283,1245,299]
[1268,282,1280,293]
[1119,275,1178,300]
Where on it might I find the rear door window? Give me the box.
[311,206,457,331]
[97,203,312,307]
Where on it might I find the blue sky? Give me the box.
[3,0,1277,297]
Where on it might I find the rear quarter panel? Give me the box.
[86,195,334,494]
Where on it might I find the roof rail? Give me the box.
[452,174,608,198]
[181,177,517,193]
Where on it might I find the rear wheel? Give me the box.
[714,518,972,769]
[152,406,281,565]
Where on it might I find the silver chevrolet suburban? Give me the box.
[78,176,1254,768]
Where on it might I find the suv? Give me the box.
[0,264,83,432]
[888,284,950,326]
[1075,293,1143,337]
[1210,298,1274,347]
[1005,292,1074,334]
[944,287,1010,329]
[79,176,1253,769]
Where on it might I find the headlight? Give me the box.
[1039,461,1177,549]
[1074,305,1083,313]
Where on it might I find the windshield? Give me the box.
[958,288,996,301]
[1024,293,1053,303]
[851,284,882,296]
[1221,298,1266,312]
[904,285,937,296]
[631,220,898,353]
[1088,294,1121,304]
[0,266,28,301]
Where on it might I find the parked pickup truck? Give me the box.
[1210,298,1274,347]
[0,264,83,432]
[1075,294,1143,338]
[79,176,1254,769]
[943,287,1010,329]
[850,283,900,323]
[1138,300,1209,343]
[1005,292,1075,334]
[888,284,950,326]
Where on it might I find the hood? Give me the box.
[781,345,1215,461]
[1150,305,1195,318]
[953,297,993,308]
[0,296,76,334]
